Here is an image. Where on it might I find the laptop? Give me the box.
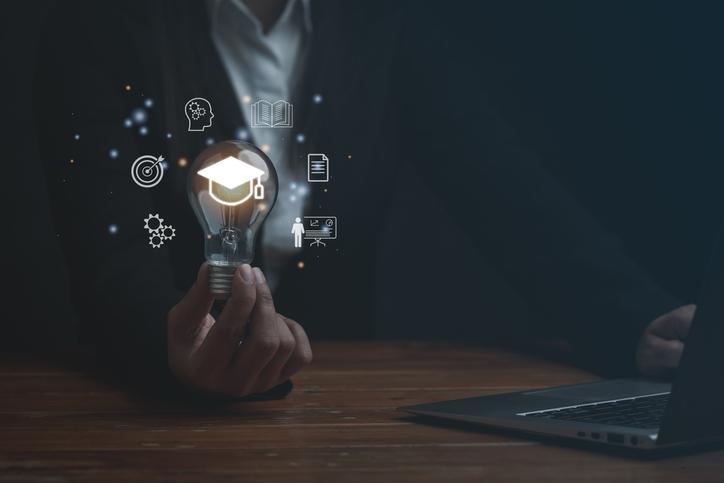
[400,229,724,452]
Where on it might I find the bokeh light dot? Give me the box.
[131,108,147,124]
[109,148,119,159]
[236,128,250,140]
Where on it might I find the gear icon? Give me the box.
[144,213,176,248]
[191,107,206,120]
[143,213,164,233]
[160,224,176,240]
[188,101,200,111]
[149,233,164,248]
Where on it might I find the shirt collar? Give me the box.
[207,0,313,36]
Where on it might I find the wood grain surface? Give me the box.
[1,342,723,482]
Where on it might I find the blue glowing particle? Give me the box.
[290,195,297,202]
[205,137,215,146]
[165,132,172,139]
[109,148,119,159]
[295,133,306,143]
[144,98,154,108]
[290,182,298,190]
[298,185,309,196]
[74,134,80,140]
[236,128,249,140]
[313,94,323,104]
[161,161,169,170]
[131,108,147,124]
[123,118,133,128]
[108,224,119,235]
[139,126,148,136]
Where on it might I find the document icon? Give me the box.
[307,153,329,182]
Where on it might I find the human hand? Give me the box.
[167,263,312,397]
[636,304,695,377]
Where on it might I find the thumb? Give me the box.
[216,263,257,337]
[193,264,257,370]
[651,304,696,341]
[169,263,215,329]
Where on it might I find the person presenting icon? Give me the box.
[291,217,305,248]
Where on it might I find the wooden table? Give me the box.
[2,342,723,482]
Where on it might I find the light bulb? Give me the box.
[187,140,278,298]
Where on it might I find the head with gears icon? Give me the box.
[184,97,214,132]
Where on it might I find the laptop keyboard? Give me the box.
[520,392,669,429]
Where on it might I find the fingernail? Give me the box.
[253,267,266,284]
[239,264,254,284]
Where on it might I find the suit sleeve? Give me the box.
[34,5,182,387]
[397,17,682,376]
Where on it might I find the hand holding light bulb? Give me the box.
[167,140,312,396]
[167,263,312,397]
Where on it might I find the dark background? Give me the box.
[4,1,724,349]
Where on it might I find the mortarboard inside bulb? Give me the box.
[187,140,278,298]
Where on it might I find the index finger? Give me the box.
[226,268,281,389]
[195,264,256,373]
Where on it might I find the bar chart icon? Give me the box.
[307,153,329,182]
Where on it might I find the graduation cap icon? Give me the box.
[197,156,266,206]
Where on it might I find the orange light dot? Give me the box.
[69,159,75,164]
[242,95,252,104]
[261,144,271,153]
[178,157,188,167]
[297,261,305,269]
[347,154,352,159]
[124,84,131,91]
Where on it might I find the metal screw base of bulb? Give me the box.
[208,264,237,299]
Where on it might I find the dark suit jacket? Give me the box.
[33,0,680,384]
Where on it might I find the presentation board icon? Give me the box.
[307,153,329,182]
[250,99,293,128]
[304,216,337,247]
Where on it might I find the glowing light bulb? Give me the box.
[188,140,278,298]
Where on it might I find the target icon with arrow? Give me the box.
[131,154,166,188]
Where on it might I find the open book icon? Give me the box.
[250,99,294,128]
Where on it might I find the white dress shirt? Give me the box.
[206,0,312,289]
